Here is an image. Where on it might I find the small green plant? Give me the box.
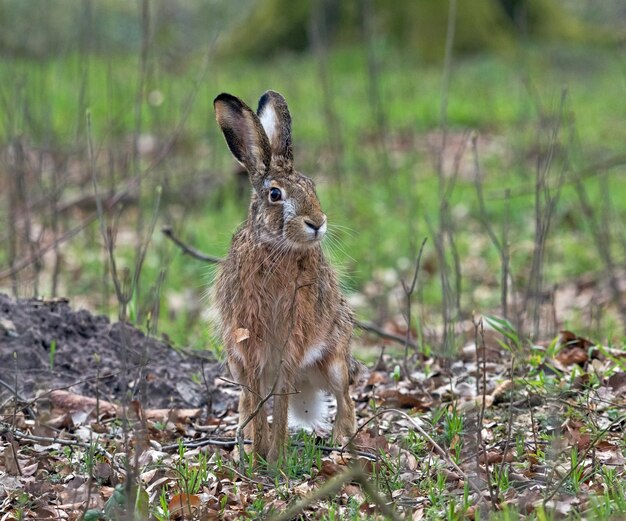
[406,428,427,457]
[392,364,401,385]
[442,406,464,463]
[278,430,322,479]
[484,315,521,351]
[246,496,267,519]
[376,447,405,493]
[174,441,210,496]
[495,464,510,494]
[569,447,585,494]
[425,467,448,513]
[515,432,525,459]
[152,486,170,521]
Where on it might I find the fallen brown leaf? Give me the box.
[169,492,201,519]
[556,346,588,367]
[366,371,388,386]
[353,429,389,452]
[234,328,249,343]
[479,450,515,464]
[48,390,117,417]
[319,459,343,479]
[556,331,592,367]
[3,435,21,476]
[560,330,593,350]
[377,388,430,410]
[144,408,202,423]
[608,371,626,391]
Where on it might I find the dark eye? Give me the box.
[269,187,282,202]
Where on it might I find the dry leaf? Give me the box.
[319,459,343,478]
[555,330,593,367]
[342,483,363,500]
[3,435,21,476]
[144,408,202,423]
[49,390,117,417]
[366,371,388,386]
[234,328,249,343]
[377,388,429,410]
[479,450,515,464]
[354,429,389,452]
[0,317,17,336]
[608,372,626,391]
[168,493,201,518]
[20,461,39,477]
[556,346,588,367]
[560,330,593,350]
[490,379,513,399]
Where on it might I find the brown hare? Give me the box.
[213,90,360,463]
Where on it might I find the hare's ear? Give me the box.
[214,93,271,181]
[257,90,293,161]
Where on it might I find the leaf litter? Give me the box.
[1,294,625,519]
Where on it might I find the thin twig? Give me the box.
[161,225,222,263]
[1,423,112,458]
[356,320,417,349]
[160,437,378,461]
[402,237,428,380]
[0,378,36,419]
[474,316,497,508]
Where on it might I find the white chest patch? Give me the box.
[301,342,327,368]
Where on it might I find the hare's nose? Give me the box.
[304,220,322,232]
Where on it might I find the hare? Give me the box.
[213,91,359,463]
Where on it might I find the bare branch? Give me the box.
[161,225,223,264]
[356,319,417,349]
[402,237,428,380]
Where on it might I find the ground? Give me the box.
[1,293,626,520]
[0,293,231,411]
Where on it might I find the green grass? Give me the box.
[1,42,625,350]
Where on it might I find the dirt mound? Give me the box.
[0,294,228,411]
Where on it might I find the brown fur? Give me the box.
[213,91,358,463]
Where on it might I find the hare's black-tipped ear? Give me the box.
[257,90,293,161]
[214,93,271,179]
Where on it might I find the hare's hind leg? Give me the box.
[230,360,270,460]
[248,381,271,460]
[324,354,356,442]
[268,370,293,464]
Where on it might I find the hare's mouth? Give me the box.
[288,235,324,250]
[279,217,327,249]
[279,233,325,251]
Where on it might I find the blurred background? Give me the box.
[1,0,625,354]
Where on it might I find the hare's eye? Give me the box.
[269,187,283,203]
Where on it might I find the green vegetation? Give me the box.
[2,40,624,349]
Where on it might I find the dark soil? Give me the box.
[0,294,230,411]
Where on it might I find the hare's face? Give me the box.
[258,169,327,249]
[215,91,327,250]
